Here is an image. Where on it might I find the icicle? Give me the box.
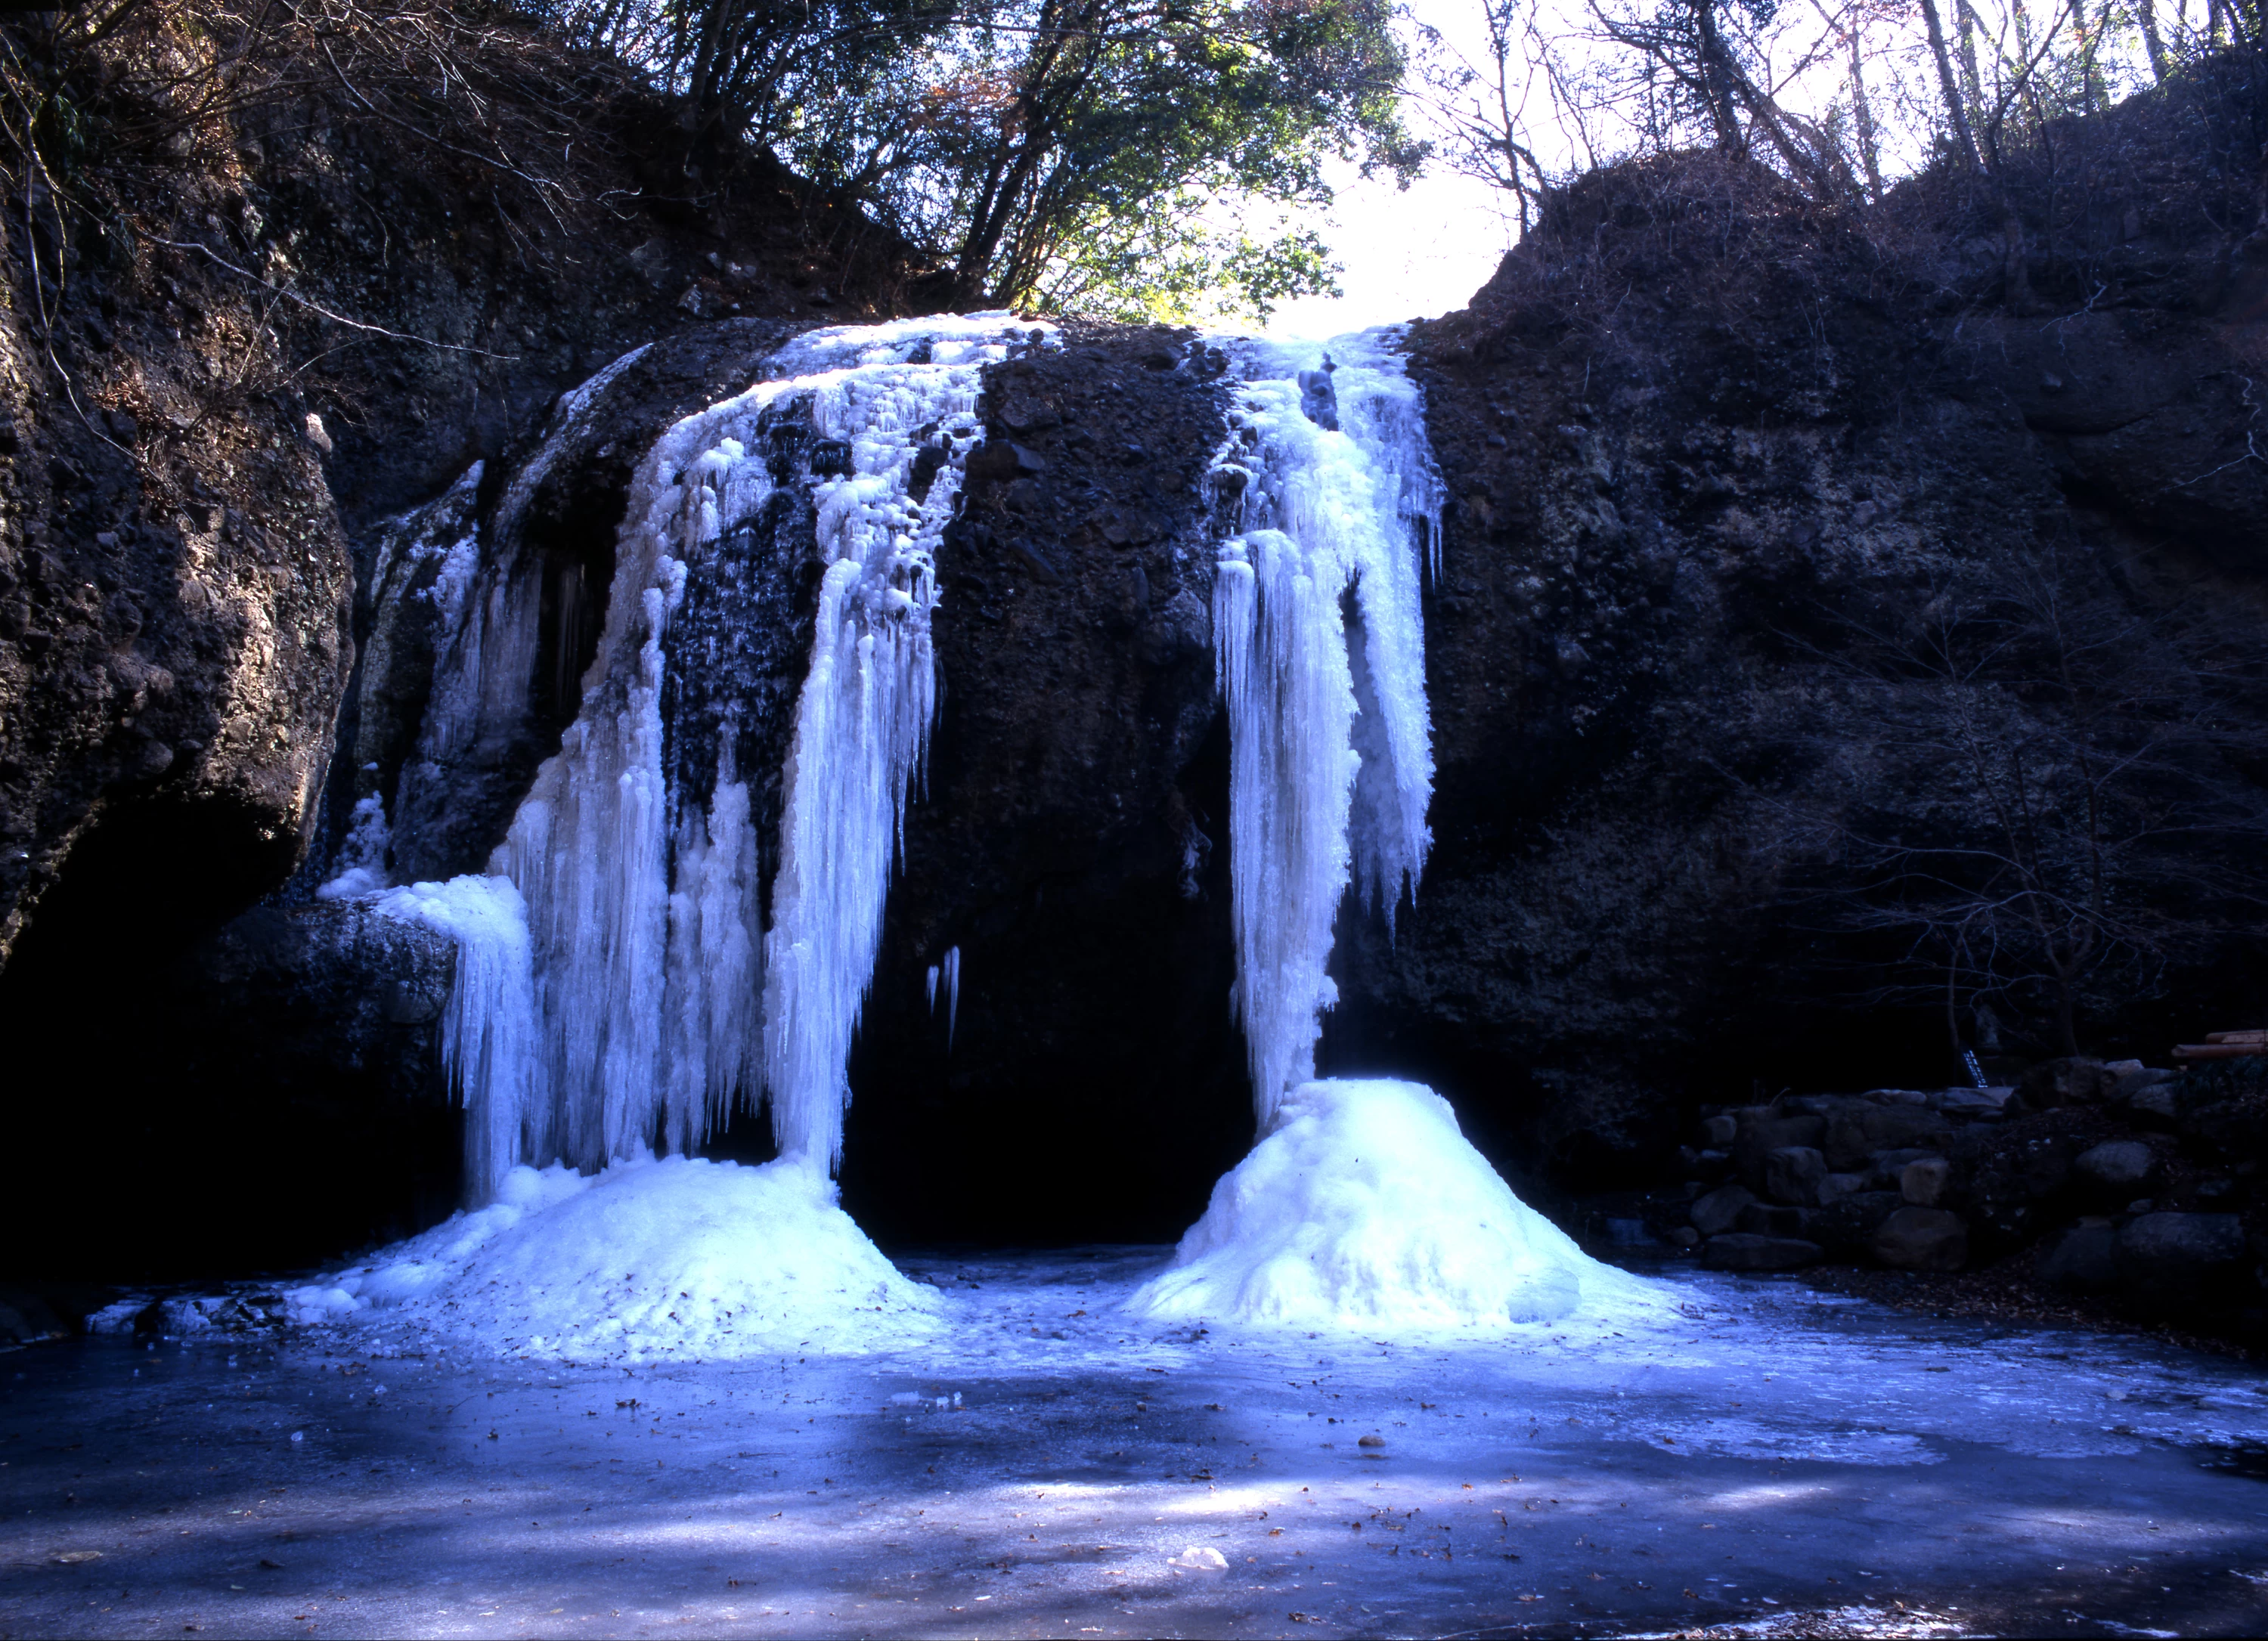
[476,314,1051,1179]
[942,946,960,1049]
[373,876,541,1206]
[1204,328,1445,1129]
[926,964,940,1011]
[404,345,650,825]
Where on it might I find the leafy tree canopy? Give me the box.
[553,0,1420,317]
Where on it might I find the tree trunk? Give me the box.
[2053,968,2081,1057]
[1945,960,1965,1075]
[1692,0,1747,154]
[2137,0,2171,80]
[1918,0,1984,170]
[1847,29,1884,202]
[1956,0,1986,111]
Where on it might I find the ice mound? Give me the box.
[287,1155,936,1360]
[1128,1079,1662,1330]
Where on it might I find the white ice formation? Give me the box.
[1131,1079,1661,1329]
[338,314,1048,1202]
[369,875,541,1206]
[297,316,1046,1358]
[926,944,962,1048]
[1132,334,1653,1330]
[1207,330,1444,1127]
[284,1154,936,1361]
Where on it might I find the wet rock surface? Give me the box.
[842,324,1247,1243]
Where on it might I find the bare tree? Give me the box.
[1777,546,2268,1064]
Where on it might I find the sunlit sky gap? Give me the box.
[1267,0,2180,338]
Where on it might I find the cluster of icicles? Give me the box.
[342,315,1447,1198]
[309,311,1652,1345]
[346,316,1032,1200]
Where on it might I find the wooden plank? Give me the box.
[2174,1043,2268,1059]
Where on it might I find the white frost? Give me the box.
[286,1155,936,1360]
[1129,1079,1662,1330]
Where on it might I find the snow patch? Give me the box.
[287,1155,935,1360]
[1129,1079,1662,1330]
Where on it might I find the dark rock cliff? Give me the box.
[1354,109,2268,1187]
[5,46,2267,1282]
[0,11,919,978]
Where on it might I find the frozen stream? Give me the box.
[5,1256,2267,1638]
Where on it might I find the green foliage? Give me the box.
[1036,190,1339,322]
[562,0,1416,313]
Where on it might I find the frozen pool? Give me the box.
[5,1252,2266,1637]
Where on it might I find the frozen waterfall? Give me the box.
[352,315,1052,1200]
[1128,332,1660,1332]
[309,312,1652,1353]
[1208,330,1444,1129]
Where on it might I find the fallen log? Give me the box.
[2203,1029,2268,1044]
[2174,1042,2268,1060]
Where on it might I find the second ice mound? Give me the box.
[293,1155,937,1360]
[1129,1079,1656,1329]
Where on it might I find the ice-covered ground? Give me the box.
[11,1253,2267,1638]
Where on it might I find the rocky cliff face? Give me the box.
[5,48,2266,1283]
[0,14,929,1276]
[0,12,919,980]
[1361,120,2268,1185]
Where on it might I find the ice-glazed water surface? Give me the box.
[17,1255,2268,1638]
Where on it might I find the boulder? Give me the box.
[1863,1088,1935,1106]
[1736,1203,1810,1237]
[1818,1171,1870,1206]
[1808,1190,1907,1258]
[2115,1212,2248,1298]
[1734,1113,1827,1190]
[1765,1145,1829,1206]
[1873,1206,1968,1271]
[1824,1105,1954,1171]
[2019,1057,2121,1109]
[1952,1122,2093,1254]
[1698,1113,1738,1147]
[1938,1085,2015,1118]
[2073,1139,2159,1193]
[2123,1082,2182,1126]
[2112,1064,2175,1102]
[1702,1234,1823,1272]
[2038,1224,2119,1292]
[1900,1156,1953,1208]
[1690,1184,1757,1237]
[1871,1146,1942,1187]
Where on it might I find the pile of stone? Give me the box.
[1663,1056,2266,1326]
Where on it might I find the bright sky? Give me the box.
[1262,0,2182,339]
[1266,0,1521,338]
[1264,156,1521,338]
